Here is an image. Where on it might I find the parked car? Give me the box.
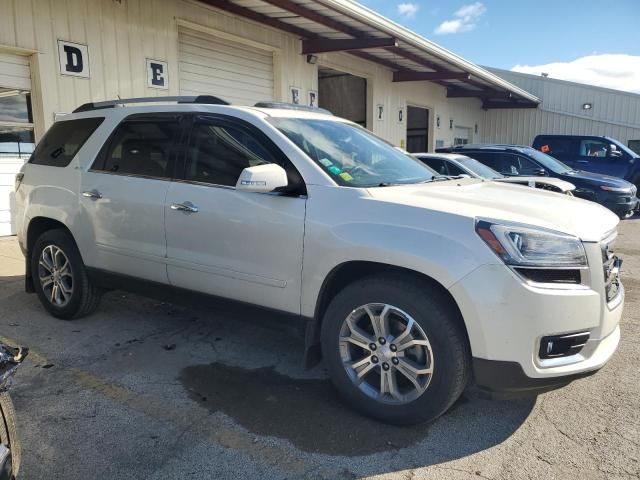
[533,135,640,190]
[15,97,624,425]
[437,144,638,218]
[414,152,576,195]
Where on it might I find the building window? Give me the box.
[0,89,35,159]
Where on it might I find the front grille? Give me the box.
[601,234,622,302]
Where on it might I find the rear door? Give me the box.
[536,136,576,168]
[80,114,183,283]
[164,115,306,314]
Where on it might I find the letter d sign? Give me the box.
[58,40,90,78]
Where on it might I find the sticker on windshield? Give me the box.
[328,165,342,175]
[319,158,333,167]
[339,172,354,182]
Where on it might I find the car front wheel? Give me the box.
[321,274,470,425]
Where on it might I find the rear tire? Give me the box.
[321,274,470,425]
[31,229,102,320]
[0,392,20,478]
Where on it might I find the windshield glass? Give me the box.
[268,118,436,187]
[458,156,503,179]
[523,148,574,174]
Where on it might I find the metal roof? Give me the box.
[200,0,540,108]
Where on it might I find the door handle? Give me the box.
[577,160,589,164]
[82,190,103,199]
[170,202,199,213]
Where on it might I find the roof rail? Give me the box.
[253,101,333,115]
[72,95,230,113]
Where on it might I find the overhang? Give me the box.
[198,0,540,109]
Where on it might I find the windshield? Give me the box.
[458,157,503,179]
[268,118,436,187]
[523,148,574,174]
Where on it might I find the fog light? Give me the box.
[539,332,590,359]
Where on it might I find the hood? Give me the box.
[367,179,618,242]
[561,169,634,188]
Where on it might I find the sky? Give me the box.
[356,0,640,93]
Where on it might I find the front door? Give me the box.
[80,114,183,283]
[165,116,306,314]
[576,137,629,178]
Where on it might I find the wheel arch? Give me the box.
[304,260,471,368]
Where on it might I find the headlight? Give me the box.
[475,220,587,268]
[600,185,632,193]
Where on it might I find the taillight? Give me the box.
[15,172,24,192]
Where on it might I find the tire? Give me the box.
[321,274,470,425]
[0,392,20,478]
[31,229,102,320]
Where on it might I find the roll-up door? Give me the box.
[0,53,33,236]
[178,27,274,106]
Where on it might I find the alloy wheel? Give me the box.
[339,303,434,405]
[38,245,73,307]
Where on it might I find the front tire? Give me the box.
[31,229,102,320]
[321,274,470,425]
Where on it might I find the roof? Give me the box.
[200,0,540,109]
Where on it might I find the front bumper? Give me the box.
[602,193,638,217]
[449,241,623,393]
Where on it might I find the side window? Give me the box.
[514,155,543,175]
[185,122,276,187]
[421,157,447,175]
[468,152,500,171]
[579,139,609,157]
[93,118,181,178]
[30,117,104,167]
[539,137,573,156]
[445,163,466,176]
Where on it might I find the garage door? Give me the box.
[0,53,34,236]
[178,28,274,106]
[454,126,472,146]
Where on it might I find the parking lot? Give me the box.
[0,219,637,480]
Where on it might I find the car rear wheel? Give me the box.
[31,229,102,320]
[321,274,470,425]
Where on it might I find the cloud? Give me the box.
[434,2,486,35]
[512,54,640,94]
[397,2,419,19]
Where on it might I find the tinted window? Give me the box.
[445,162,466,176]
[457,157,503,179]
[30,118,104,167]
[94,119,181,178]
[466,152,537,175]
[537,137,573,156]
[421,157,448,175]
[185,122,276,187]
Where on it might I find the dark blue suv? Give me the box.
[533,135,640,190]
[436,144,638,218]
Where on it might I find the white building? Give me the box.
[0,0,539,236]
[484,67,640,152]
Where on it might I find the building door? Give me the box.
[318,67,367,127]
[178,27,274,105]
[0,52,34,236]
[406,106,429,153]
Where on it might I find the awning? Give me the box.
[199,0,540,109]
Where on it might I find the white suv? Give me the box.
[14,97,624,425]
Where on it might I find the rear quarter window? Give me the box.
[29,117,104,167]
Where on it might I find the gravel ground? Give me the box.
[0,218,638,480]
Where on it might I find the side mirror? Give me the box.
[535,168,547,176]
[236,163,288,193]
[610,145,623,158]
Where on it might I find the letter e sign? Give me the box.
[146,59,169,90]
[57,40,90,78]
